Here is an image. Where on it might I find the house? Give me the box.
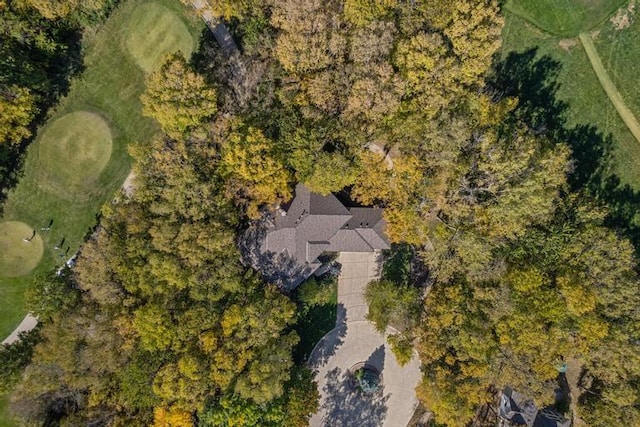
[498,387,571,427]
[243,183,390,289]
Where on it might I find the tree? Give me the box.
[342,0,397,26]
[271,0,346,75]
[152,406,193,427]
[141,53,218,139]
[444,1,503,87]
[199,367,318,427]
[303,152,359,195]
[132,304,178,352]
[221,124,292,217]
[365,279,420,333]
[25,268,80,322]
[0,85,36,145]
[0,328,40,395]
[16,0,112,24]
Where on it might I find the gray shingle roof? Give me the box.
[259,183,390,288]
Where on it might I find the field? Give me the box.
[501,1,640,190]
[505,0,628,36]
[0,0,202,340]
[595,1,640,122]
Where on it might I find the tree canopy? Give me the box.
[6,0,640,425]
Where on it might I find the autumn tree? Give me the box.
[221,123,292,217]
[342,0,397,26]
[271,0,346,75]
[142,53,218,139]
[0,85,36,145]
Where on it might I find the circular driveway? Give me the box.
[308,252,421,427]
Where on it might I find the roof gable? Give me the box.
[256,184,390,289]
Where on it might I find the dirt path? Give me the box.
[579,32,640,144]
[187,0,238,56]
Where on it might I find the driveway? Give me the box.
[308,252,421,427]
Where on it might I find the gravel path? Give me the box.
[309,252,421,427]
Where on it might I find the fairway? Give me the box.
[506,0,627,36]
[36,112,113,200]
[579,32,640,144]
[125,2,195,72]
[0,221,43,277]
[0,0,202,342]
[502,4,640,189]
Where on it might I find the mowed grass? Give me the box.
[505,0,628,36]
[500,8,640,189]
[36,111,113,200]
[0,221,43,277]
[0,395,17,427]
[125,3,195,72]
[595,5,640,124]
[0,0,202,339]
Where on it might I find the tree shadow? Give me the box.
[0,15,84,212]
[366,345,386,372]
[490,48,640,252]
[318,367,390,427]
[308,303,348,369]
[238,215,320,291]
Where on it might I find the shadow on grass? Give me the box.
[300,303,345,367]
[0,20,84,214]
[490,48,640,252]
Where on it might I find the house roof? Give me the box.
[499,388,571,427]
[261,183,390,288]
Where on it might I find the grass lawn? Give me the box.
[293,278,338,364]
[500,8,640,189]
[505,0,627,36]
[595,4,640,121]
[0,0,203,339]
[0,395,17,427]
[0,222,43,277]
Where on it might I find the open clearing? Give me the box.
[0,221,43,277]
[36,111,113,199]
[0,0,201,341]
[502,1,640,189]
[579,32,640,143]
[125,2,196,72]
[505,0,627,36]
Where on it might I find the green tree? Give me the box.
[303,152,359,195]
[25,269,80,322]
[0,328,40,395]
[365,279,421,333]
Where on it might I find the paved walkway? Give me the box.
[188,0,239,56]
[2,314,37,345]
[309,252,421,427]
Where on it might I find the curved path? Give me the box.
[579,32,640,144]
[1,314,37,345]
[308,252,421,427]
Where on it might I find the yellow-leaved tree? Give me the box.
[141,53,217,139]
[0,85,36,145]
[221,124,292,218]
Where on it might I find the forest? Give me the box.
[2,0,640,426]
